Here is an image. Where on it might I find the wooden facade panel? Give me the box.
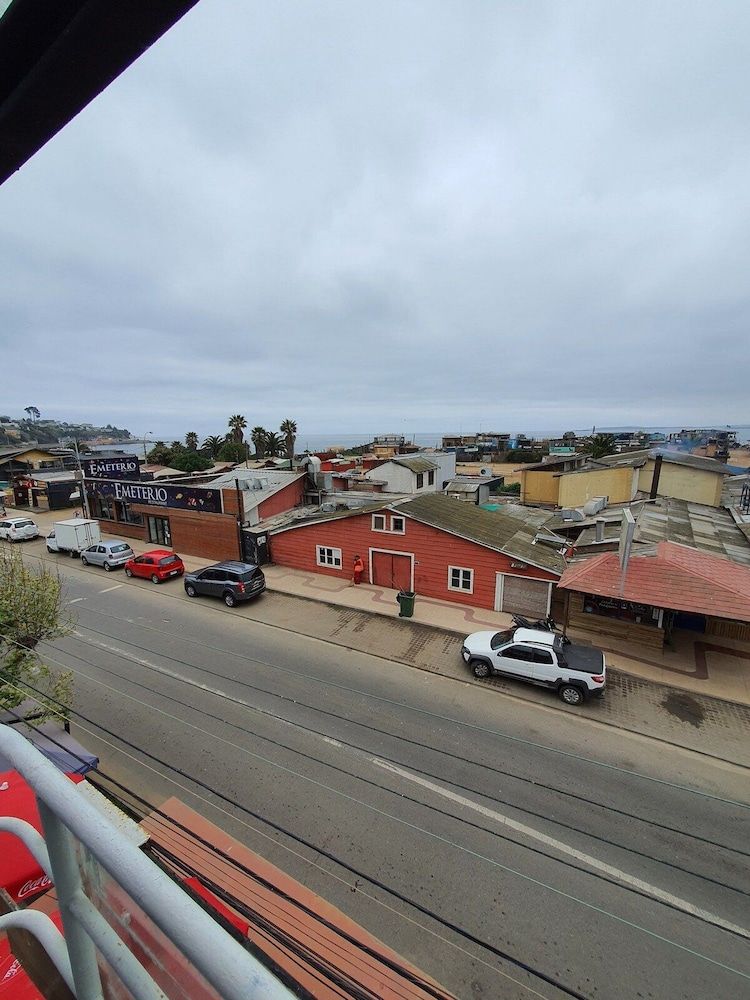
[705,618,750,641]
[257,478,306,520]
[567,593,665,648]
[270,511,557,610]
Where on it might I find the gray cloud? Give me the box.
[1,1,749,439]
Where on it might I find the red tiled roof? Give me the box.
[557,541,750,621]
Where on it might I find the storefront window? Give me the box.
[90,496,113,520]
[114,500,143,526]
[583,594,661,627]
[147,516,171,546]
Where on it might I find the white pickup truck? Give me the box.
[46,518,101,557]
[462,627,606,705]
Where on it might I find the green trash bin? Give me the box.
[397,590,415,618]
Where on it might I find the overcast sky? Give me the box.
[2,1,749,440]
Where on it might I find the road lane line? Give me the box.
[69,598,85,604]
[38,643,750,979]
[99,585,123,594]
[373,759,750,941]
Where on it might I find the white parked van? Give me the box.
[47,518,101,557]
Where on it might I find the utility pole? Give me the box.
[68,439,91,519]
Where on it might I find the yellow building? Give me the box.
[518,454,590,506]
[556,450,731,509]
[557,464,639,507]
[0,445,63,474]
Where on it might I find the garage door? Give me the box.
[371,551,413,591]
[495,574,551,617]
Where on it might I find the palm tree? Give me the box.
[202,434,223,458]
[185,431,199,451]
[280,418,297,462]
[590,433,617,459]
[251,426,267,459]
[263,431,285,457]
[228,414,247,443]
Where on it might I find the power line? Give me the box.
[60,623,750,864]
[6,648,750,986]
[0,672,590,1000]
[69,601,750,804]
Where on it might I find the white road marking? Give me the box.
[99,585,123,594]
[373,759,750,941]
[69,598,85,604]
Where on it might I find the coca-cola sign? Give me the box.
[17,873,52,899]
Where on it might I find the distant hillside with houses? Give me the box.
[0,413,132,446]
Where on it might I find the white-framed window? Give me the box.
[448,565,474,593]
[428,470,435,486]
[316,545,342,568]
[390,515,405,534]
[416,472,424,489]
[372,513,387,532]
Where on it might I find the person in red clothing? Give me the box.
[352,554,364,585]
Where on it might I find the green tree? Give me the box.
[251,426,267,459]
[228,414,247,444]
[590,433,617,459]
[217,440,247,464]
[23,405,40,421]
[0,549,73,722]
[263,431,285,457]
[170,440,185,454]
[146,442,173,465]
[202,434,223,458]
[280,418,297,463]
[185,431,199,451]
[170,451,212,473]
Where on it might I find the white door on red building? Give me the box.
[495,574,551,617]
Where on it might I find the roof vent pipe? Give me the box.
[650,454,663,499]
[595,518,605,542]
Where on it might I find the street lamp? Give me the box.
[142,432,153,462]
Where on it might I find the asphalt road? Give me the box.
[17,548,750,999]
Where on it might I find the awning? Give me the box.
[0,722,98,775]
[0,770,51,905]
[0,910,63,998]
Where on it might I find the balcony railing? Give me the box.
[0,724,296,1000]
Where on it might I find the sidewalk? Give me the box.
[14,504,750,708]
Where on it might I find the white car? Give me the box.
[0,517,40,542]
[461,627,606,705]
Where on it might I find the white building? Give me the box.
[365,453,456,494]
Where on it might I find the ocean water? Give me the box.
[108,424,750,456]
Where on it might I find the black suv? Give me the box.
[184,561,266,607]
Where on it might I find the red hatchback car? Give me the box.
[124,549,185,584]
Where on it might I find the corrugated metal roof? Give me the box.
[393,494,566,574]
[390,457,439,473]
[634,497,750,567]
[445,479,482,493]
[591,449,734,475]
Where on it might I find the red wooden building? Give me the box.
[268,493,565,616]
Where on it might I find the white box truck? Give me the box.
[46,518,101,557]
